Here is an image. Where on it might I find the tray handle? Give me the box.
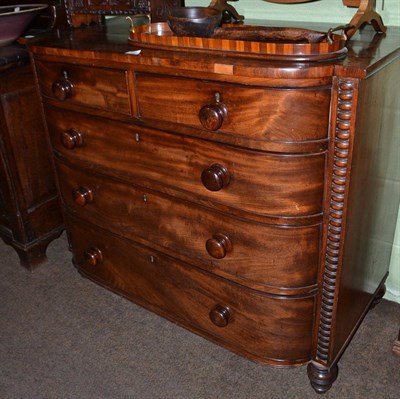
[327,24,353,44]
[126,14,152,33]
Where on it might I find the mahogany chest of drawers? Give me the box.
[29,23,400,393]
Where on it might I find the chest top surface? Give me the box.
[28,19,400,80]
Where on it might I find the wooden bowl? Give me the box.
[167,7,222,38]
[265,1,317,3]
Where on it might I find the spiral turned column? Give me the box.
[310,78,359,394]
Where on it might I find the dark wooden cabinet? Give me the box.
[0,59,63,269]
[29,22,400,392]
[64,0,184,26]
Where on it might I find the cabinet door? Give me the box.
[0,64,62,248]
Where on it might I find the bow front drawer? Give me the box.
[56,160,320,294]
[46,106,325,218]
[68,217,315,366]
[35,61,131,115]
[135,73,331,147]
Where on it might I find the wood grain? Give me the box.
[135,73,331,143]
[129,22,346,61]
[29,21,400,393]
[35,60,131,115]
[46,106,326,220]
[68,216,316,366]
[56,159,321,294]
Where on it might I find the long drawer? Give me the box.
[56,160,320,293]
[135,73,331,143]
[46,106,325,219]
[68,217,315,365]
[35,61,131,115]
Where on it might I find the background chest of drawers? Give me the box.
[0,49,63,269]
[29,24,400,393]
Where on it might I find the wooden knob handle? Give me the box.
[52,72,73,101]
[84,247,103,266]
[201,164,230,191]
[209,304,232,327]
[72,186,93,206]
[199,92,227,131]
[206,233,232,259]
[61,128,83,149]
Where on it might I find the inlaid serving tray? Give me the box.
[128,22,348,62]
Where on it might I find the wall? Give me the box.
[187,0,400,26]
[387,210,400,303]
[186,0,400,303]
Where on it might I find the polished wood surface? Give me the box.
[128,22,347,61]
[35,61,131,114]
[135,73,331,142]
[0,63,63,269]
[27,21,400,79]
[45,106,325,220]
[29,21,400,392]
[346,0,386,38]
[331,56,400,364]
[55,160,321,294]
[68,216,316,366]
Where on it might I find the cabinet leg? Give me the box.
[370,283,386,309]
[14,243,50,270]
[1,228,63,270]
[307,362,338,394]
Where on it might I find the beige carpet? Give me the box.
[1,233,399,398]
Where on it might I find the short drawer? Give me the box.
[57,161,320,294]
[46,106,325,218]
[35,61,131,115]
[135,73,331,144]
[68,217,315,365]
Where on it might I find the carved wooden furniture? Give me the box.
[64,0,183,27]
[266,1,386,39]
[208,0,244,22]
[345,0,386,38]
[29,20,400,393]
[0,1,67,269]
[0,47,63,269]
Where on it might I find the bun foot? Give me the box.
[307,362,338,394]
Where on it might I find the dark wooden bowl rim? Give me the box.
[169,7,221,22]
